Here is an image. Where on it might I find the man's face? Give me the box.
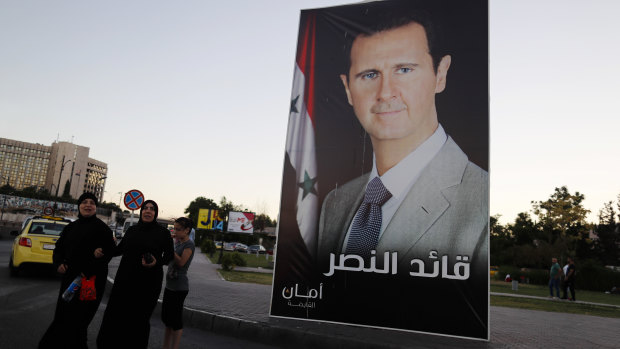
[341,23,451,149]
[552,258,557,264]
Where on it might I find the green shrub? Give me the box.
[232,252,246,267]
[575,260,620,292]
[220,252,247,271]
[220,254,235,271]
[497,262,620,292]
[201,239,216,255]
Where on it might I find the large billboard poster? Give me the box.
[270,0,489,340]
[227,211,255,233]
[197,208,222,230]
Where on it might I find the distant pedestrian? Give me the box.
[189,227,195,242]
[97,200,174,348]
[162,217,195,349]
[563,257,576,301]
[561,261,569,298]
[548,257,562,299]
[39,192,116,348]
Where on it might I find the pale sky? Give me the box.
[1,0,619,225]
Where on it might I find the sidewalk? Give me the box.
[107,250,620,349]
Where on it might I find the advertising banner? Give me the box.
[270,0,489,340]
[197,208,222,230]
[227,211,255,234]
[0,194,78,216]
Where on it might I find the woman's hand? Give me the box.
[142,256,157,268]
[94,248,104,258]
[57,263,68,274]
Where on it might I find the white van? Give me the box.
[121,216,140,237]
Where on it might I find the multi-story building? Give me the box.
[0,138,108,202]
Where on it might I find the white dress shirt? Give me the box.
[342,125,448,251]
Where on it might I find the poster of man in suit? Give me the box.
[271,0,488,340]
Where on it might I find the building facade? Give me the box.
[0,138,107,202]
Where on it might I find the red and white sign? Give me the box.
[123,189,144,211]
[227,211,255,234]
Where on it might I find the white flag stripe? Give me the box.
[285,63,318,256]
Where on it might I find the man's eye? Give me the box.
[361,72,378,80]
[397,67,412,74]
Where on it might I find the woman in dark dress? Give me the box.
[39,192,116,349]
[97,200,174,348]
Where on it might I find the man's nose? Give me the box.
[377,75,396,101]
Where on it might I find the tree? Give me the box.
[253,213,275,233]
[20,186,39,197]
[509,212,539,246]
[490,215,513,265]
[184,196,218,227]
[99,201,122,213]
[617,193,620,222]
[218,196,243,231]
[0,184,15,195]
[595,201,620,265]
[62,180,71,199]
[531,186,590,260]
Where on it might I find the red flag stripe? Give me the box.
[296,13,316,126]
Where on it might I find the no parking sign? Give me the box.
[123,189,144,211]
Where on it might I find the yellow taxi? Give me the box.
[9,215,70,276]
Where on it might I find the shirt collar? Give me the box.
[369,124,447,201]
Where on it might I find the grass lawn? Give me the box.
[491,295,620,319]
[218,270,273,286]
[491,280,620,306]
[206,250,274,268]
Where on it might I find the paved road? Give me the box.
[0,240,278,348]
[150,247,620,349]
[3,238,620,348]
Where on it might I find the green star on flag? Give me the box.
[298,170,318,199]
[290,95,300,114]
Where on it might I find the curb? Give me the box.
[104,277,473,349]
[490,292,620,309]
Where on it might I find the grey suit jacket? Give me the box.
[317,136,488,273]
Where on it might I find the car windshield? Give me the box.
[28,222,67,236]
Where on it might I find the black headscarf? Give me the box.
[138,199,158,224]
[77,192,98,219]
[77,192,98,206]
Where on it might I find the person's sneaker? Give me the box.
[548,296,553,299]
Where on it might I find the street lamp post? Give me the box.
[95,176,107,202]
[0,175,9,222]
[55,156,73,197]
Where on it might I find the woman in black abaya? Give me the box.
[97,200,174,348]
[39,192,116,349]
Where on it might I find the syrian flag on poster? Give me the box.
[285,14,318,257]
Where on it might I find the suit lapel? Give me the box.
[376,137,468,261]
[321,174,367,255]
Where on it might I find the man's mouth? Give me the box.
[371,102,406,116]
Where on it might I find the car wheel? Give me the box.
[9,256,19,277]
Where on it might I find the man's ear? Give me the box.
[340,74,353,106]
[435,55,451,93]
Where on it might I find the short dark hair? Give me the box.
[342,4,446,77]
[174,217,193,231]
